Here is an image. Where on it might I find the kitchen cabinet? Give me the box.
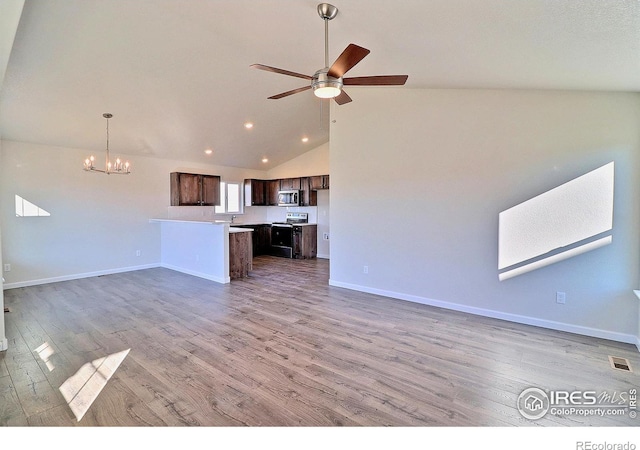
[201,175,220,205]
[170,172,220,206]
[309,175,329,190]
[302,175,329,206]
[244,175,328,208]
[244,179,267,206]
[266,179,280,206]
[279,177,301,190]
[299,177,316,207]
[293,225,317,259]
[234,224,272,256]
[255,225,272,256]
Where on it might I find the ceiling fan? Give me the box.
[251,3,408,105]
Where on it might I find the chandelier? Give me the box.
[83,113,130,174]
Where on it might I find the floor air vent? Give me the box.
[608,356,633,372]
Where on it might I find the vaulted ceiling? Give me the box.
[1,0,639,170]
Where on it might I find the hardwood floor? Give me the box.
[1,256,638,426]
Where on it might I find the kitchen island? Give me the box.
[150,219,253,283]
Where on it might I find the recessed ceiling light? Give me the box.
[204,149,213,155]
[301,137,309,143]
[262,158,269,163]
[244,122,254,129]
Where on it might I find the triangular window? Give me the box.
[15,195,51,217]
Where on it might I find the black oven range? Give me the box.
[271,212,308,259]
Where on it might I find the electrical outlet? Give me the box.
[3,264,10,272]
[136,250,141,257]
[363,265,368,274]
[556,292,566,304]
[323,232,329,240]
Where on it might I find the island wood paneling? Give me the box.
[229,231,253,279]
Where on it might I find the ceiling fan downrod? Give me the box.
[317,3,338,68]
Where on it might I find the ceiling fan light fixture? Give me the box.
[313,84,341,99]
[312,69,343,99]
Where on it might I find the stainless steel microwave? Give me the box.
[277,190,300,207]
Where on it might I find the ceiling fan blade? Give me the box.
[250,64,313,80]
[268,85,312,100]
[327,44,370,79]
[334,90,352,105]
[344,75,409,86]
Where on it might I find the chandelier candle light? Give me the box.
[83,113,131,174]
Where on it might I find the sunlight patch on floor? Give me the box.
[34,342,56,372]
[59,348,130,421]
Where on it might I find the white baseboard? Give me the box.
[3,263,161,290]
[317,253,330,259]
[3,262,230,289]
[160,263,229,284]
[0,337,7,352]
[329,279,639,350]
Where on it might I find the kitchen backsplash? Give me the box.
[167,205,318,224]
[265,206,318,224]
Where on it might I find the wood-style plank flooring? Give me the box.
[1,256,638,426]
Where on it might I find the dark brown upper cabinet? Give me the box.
[244,179,267,206]
[279,177,301,190]
[170,172,221,206]
[309,175,330,190]
[243,175,329,207]
[266,179,281,206]
[299,177,315,206]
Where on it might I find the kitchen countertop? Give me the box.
[151,219,317,227]
[150,219,253,233]
[150,218,231,225]
[235,222,317,227]
[229,227,253,233]
[228,222,271,227]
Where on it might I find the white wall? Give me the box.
[0,140,267,288]
[0,0,25,352]
[267,142,329,179]
[0,139,6,350]
[0,226,6,351]
[330,88,640,344]
[0,0,24,87]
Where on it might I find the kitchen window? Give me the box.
[215,182,242,214]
